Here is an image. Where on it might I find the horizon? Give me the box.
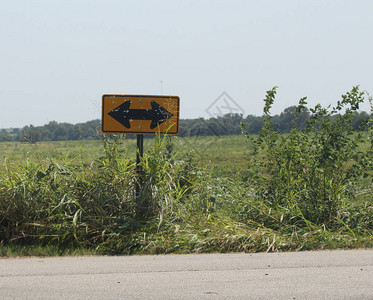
[1,103,370,130]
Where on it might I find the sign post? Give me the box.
[102,95,180,214]
[136,134,144,201]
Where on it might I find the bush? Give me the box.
[242,86,373,227]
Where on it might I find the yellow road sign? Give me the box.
[102,95,180,134]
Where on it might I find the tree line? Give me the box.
[0,106,369,143]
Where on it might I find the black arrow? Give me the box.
[108,100,174,129]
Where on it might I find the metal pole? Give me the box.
[136,134,144,203]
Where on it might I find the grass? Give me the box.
[0,135,250,175]
[0,133,372,257]
[2,84,373,257]
[0,244,98,257]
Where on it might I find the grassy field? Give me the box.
[0,135,250,175]
[0,132,372,256]
[1,87,373,256]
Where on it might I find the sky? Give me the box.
[1,0,373,128]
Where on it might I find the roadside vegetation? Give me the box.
[1,87,372,256]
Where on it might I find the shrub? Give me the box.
[242,86,373,227]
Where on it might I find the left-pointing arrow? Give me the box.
[108,100,173,129]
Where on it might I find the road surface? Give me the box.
[1,249,372,299]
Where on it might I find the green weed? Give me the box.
[241,86,373,232]
[1,87,373,256]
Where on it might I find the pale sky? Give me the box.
[1,0,372,128]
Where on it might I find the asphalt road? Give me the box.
[1,249,372,299]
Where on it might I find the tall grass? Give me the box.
[240,86,373,234]
[0,134,221,253]
[1,87,373,256]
